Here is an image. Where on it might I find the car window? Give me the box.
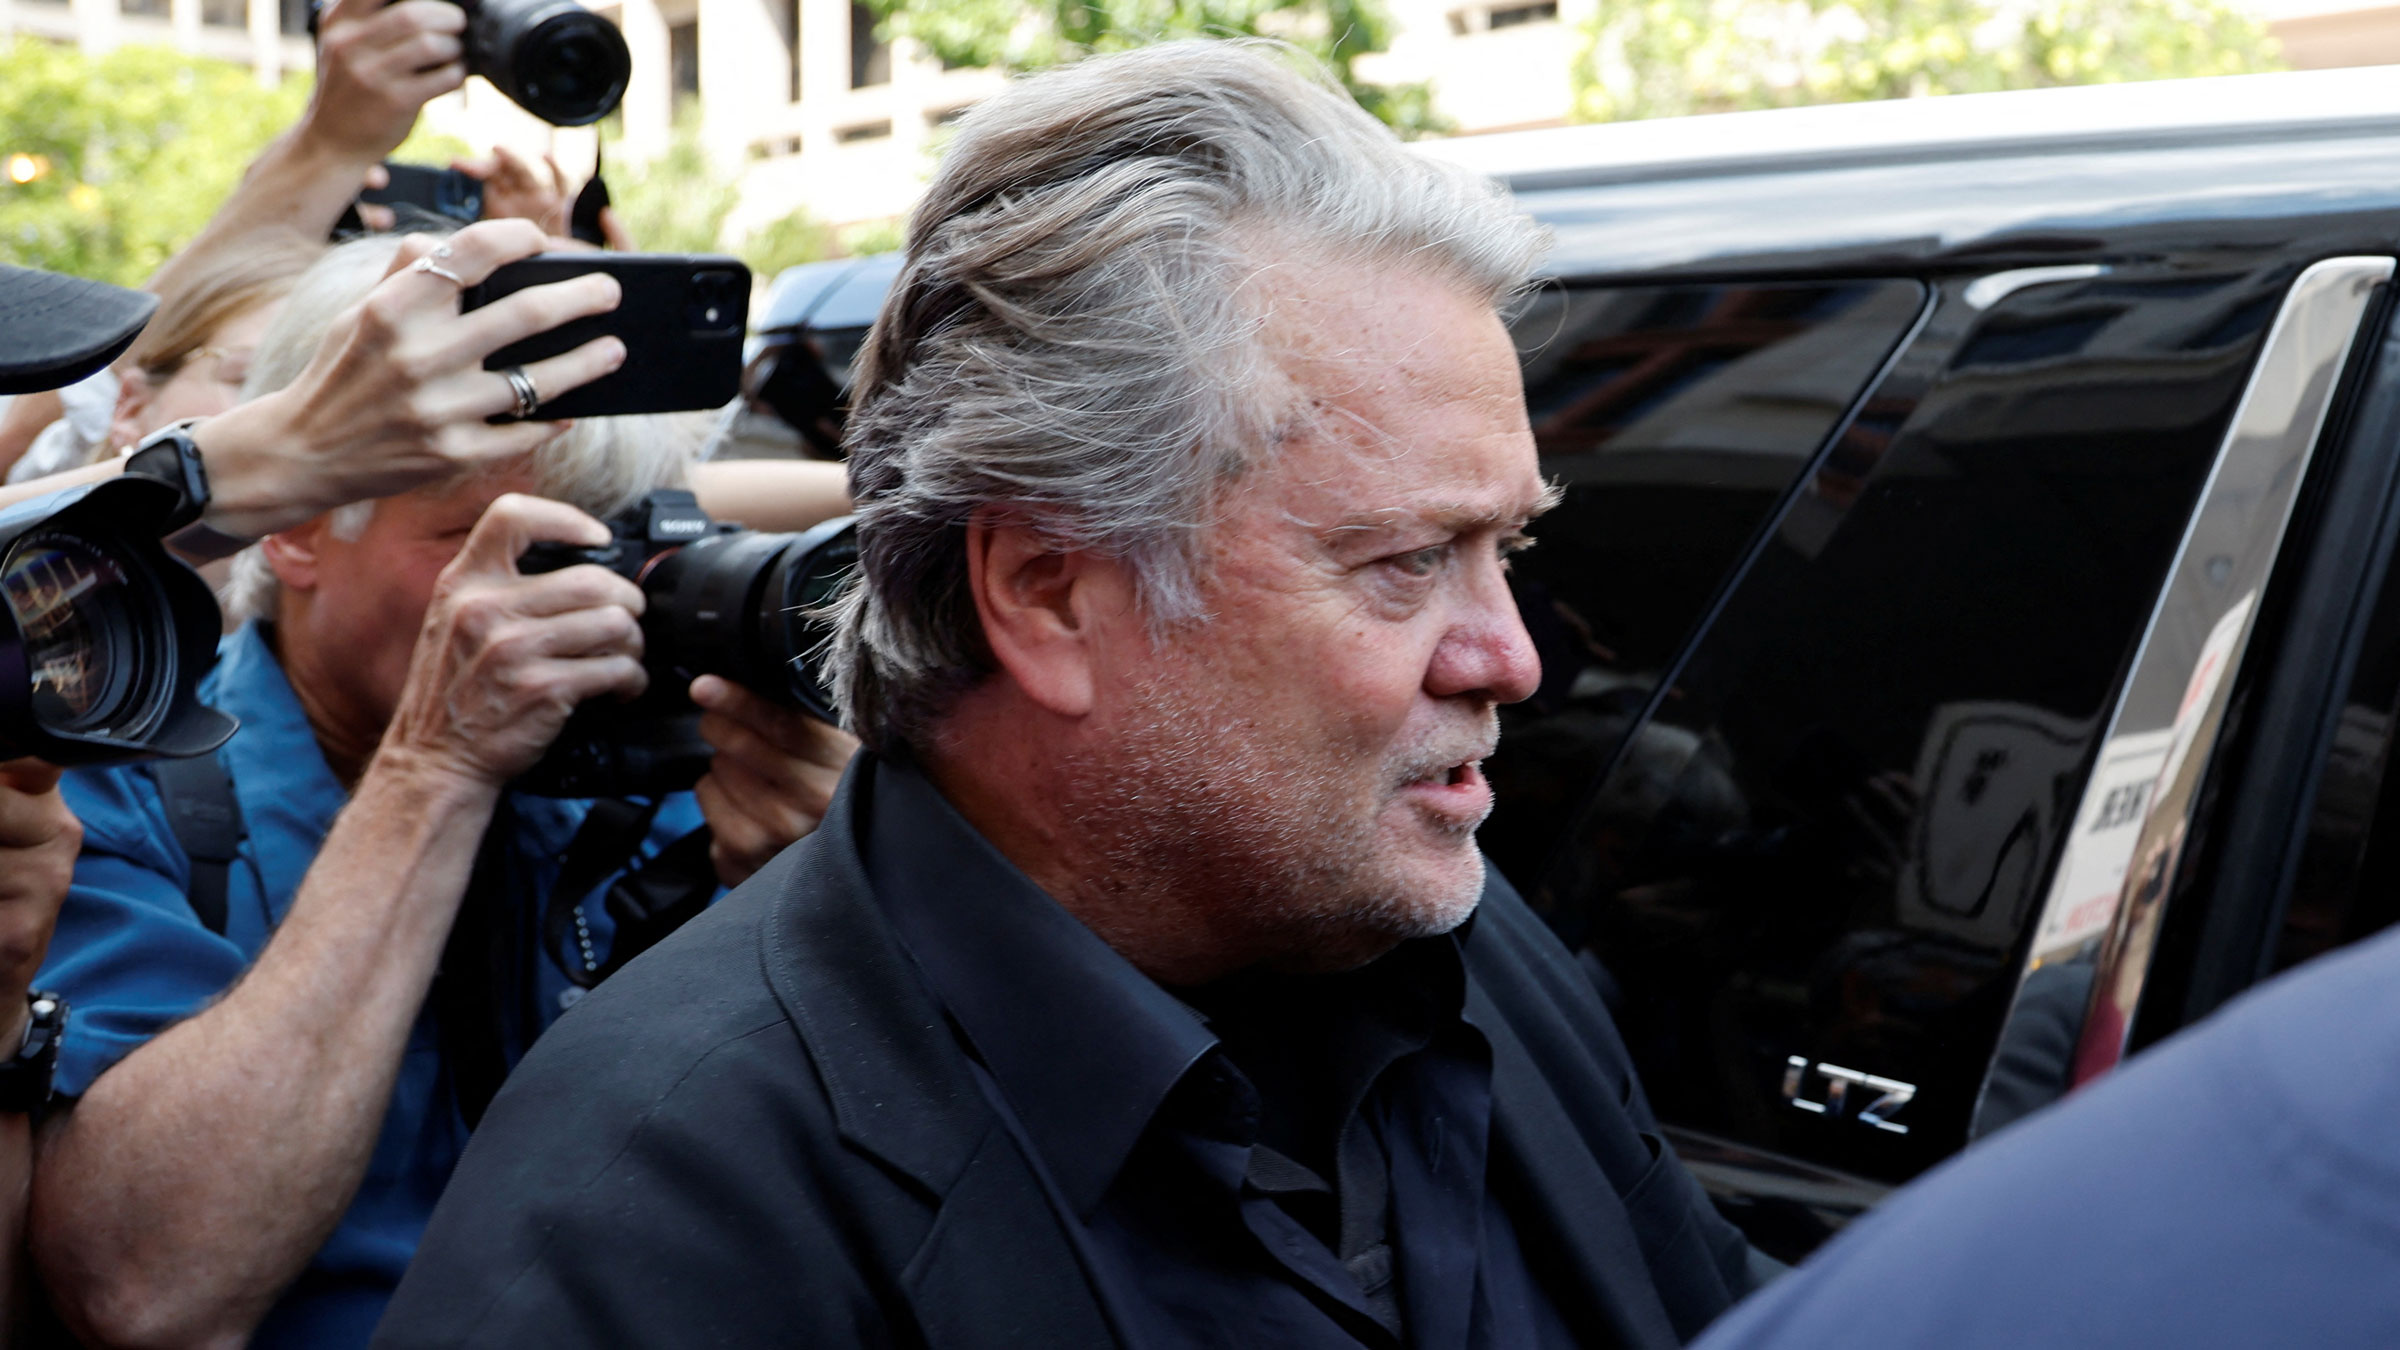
[1500,266,2291,1219]
[1483,279,1927,887]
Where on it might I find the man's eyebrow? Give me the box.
[1323,483,1563,537]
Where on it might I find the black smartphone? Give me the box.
[362,163,484,227]
[461,254,751,420]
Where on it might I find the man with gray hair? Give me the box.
[378,40,1760,1349]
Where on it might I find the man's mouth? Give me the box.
[1400,754,1495,827]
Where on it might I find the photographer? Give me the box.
[0,215,620,1338]
[24,232,855,1350]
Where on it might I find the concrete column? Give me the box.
[618,0,674,159]
[696,0,784,167]
[69,0,115,53]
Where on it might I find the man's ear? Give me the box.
[105,371,153,455]
[259,519,329,594]
[962,509,1136,719]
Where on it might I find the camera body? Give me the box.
[315,0,627,126]
[0,476,235,766]
[515,490,855,798]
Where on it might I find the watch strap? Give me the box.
[120,418,210,532]
[123,419,258,561]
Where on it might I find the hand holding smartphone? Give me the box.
[462,254,751,420]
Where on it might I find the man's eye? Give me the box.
[1390,545,1448,577]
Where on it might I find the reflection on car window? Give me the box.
[1483,280,1926,891]
[1511,267,2288,1215]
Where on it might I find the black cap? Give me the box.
[0,263,157,396]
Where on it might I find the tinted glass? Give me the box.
[1517,269,2288,1203]
[1483,280,1926,886]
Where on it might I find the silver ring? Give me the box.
[502,365,541,419]
[411,256,467,288]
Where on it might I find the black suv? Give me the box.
[748,65,2400,1260]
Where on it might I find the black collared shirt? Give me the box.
[866,759,1580,1350]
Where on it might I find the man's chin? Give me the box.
[1372,846,1488,940]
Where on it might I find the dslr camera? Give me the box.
[515,489,856,798]
[0,476,235,766]
[317,0,628,126]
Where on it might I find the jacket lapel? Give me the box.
[1474,978,1687,1350]
[755,760,1119,1348]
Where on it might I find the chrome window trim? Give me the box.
[1970,256,2394,1139]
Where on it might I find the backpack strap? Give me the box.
[149,753,245,937]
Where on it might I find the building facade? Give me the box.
[3,0,2395,246]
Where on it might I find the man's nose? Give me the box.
[1427,570,1541,705]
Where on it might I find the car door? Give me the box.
[1491,254,2395,1260]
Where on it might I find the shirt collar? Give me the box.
[863,756,1219,1217]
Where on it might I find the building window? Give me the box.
[1488,1,1559,26]
[669,20,700,100]
[280,0,311,37]
[1451,1,1557,32]
[122,0,171,19]
[849,2,890,88]
[835,119,891,143]
[202,0,246,27]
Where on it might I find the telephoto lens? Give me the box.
[0,476,235,765]
[515,491,856,798]
[457,0,630,127]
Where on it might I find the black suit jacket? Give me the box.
[373,767,1758,1348]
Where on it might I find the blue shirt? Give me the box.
[40,622,710,1349]
[1694,918,2400,1350]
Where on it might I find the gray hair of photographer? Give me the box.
[830,38,1546,753]
[223,231,696,622]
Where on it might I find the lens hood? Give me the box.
[0,476,235,765]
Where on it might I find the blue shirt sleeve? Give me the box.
[41,765,254,1100]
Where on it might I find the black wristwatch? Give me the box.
[0,991,67,1115]
[121,420,255,562]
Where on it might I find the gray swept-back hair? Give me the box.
[223,232,697,622]
[830,38,1546,755]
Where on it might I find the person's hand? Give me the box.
[689,677,855,886]
[191,219,625,540]
[301,0,467,165]
[459,147,572,235]
[378,496,648,790]
[0,760,78,1048]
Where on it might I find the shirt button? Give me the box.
[557,987,586,1012]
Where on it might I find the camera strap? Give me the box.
[540,801,720,990]
[436,801,520,1131]
[541,796,662,987]
[149,753,245,937]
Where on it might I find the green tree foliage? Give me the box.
[859,0,1447,136]
[604,104,897,276]
[741,209,839,277]
[1573,0,2282,122]
[0,39,303,285]
[602,103,744,255]
[0,38,474,287]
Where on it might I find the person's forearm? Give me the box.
[0,394,319,546]
[31,757,496,1349]
[146,130,370,301]
[690,459,851,531]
